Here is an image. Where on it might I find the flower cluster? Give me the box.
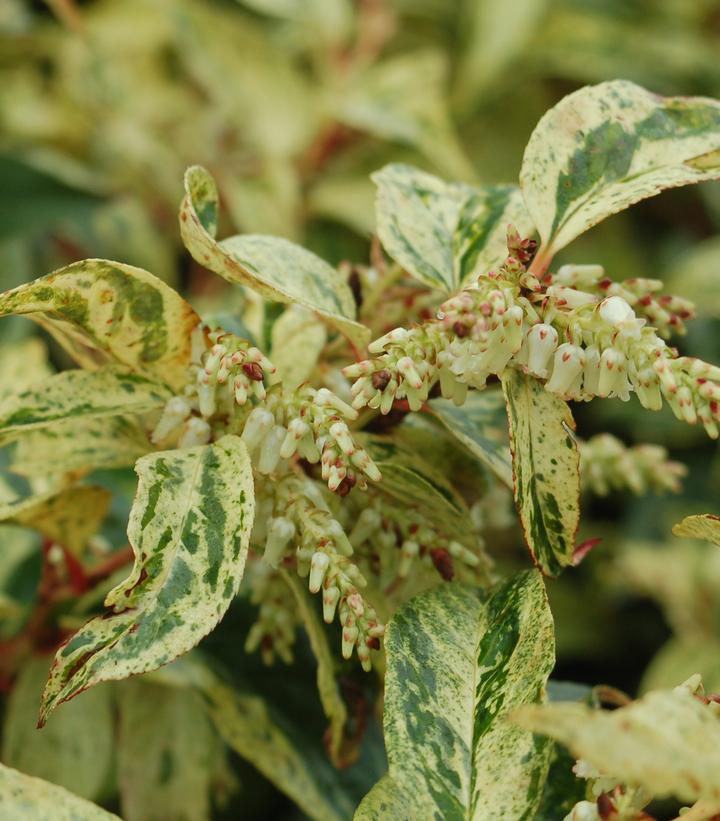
[244,564,299,665]
[255,475,384,670]
[579,433,686,497]
[152,326,380,493]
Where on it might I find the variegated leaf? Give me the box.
[0,367,170,445]
[521,80,720,263]
[355,571,554,820]
[0,260,200,391]
[8,416,151,478]
[2,657,114,801]
[428,388,513,488]
[513,685,720,804]
[150,656,349,821]
[180,166,368,348]
[501,370,580,576]
[39,435,255,725]
[117,679,224,821]
[0,763,118,820]
[0,485,111,554]
[0,337,52,401]
[373,163,533,293]
[282,570,348,766]
[672,513,720,545]
[270,305,327,389]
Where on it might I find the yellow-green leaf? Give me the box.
[39,435,255,725]
[270,305,327,389]
[373,163,533,293]
[282,570,348,766]
[0,260,200,391]
[0,485,111,554]
[521,80,720,262]
[513,685,720,804]
[501,370,580,576]
[356,571,554,820]
[672,514,720,545]
[180,165,368,348]
[0,367,171,445]
[428,388,513,488]
[2,657,114,801]
[0,763,118,820]
[0,337,52,401]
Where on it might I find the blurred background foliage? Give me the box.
[2,0,720,818]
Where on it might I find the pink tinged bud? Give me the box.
[397,357,423,390]
[343,360,374,379]
[347,591,365,618]
[546,285,599,309]
[547,344,585,397]
[326,519,354,557]
[341,623,359,659]
[598,348,624,397]
[356,642,372,672]
[582,346,601,396]
[309,551,331,593]
[151,396,191,442]
[233,378,248,405]
[296,433,320,463]
[344,562,367,587]
[368,327,409,354]
[315,388,358,420]
[258,425,286,474]
[653,359,678,394]
[329,421,355,456]
[676,386,697,425]
[241,408,275,454]
[503,306,525,351]
[264,517,296,567]
[599,296,636,326]
[633,369,663,411]
[348,508,382,546]
[322,585,340,623]
[554,264,604,288]
[526,324,558,377]
[178,417,211,448]
[380,382,397,414]
[697,404,719,439]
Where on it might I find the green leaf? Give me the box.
[7,416,151,478]
[356,571,555,820]
[501,370,580,576]
[39,435,255,725]
[180,166,368,348]
[372,163,532,293]
[2,657,114,801]
[0,763,118,821]
[672,513,720,545]
[521,80,720,262]
[642,638,720,695]
[0,260,200,391]
[428,388,513,488]
[282,570,348,766]
[150,656,349,821]
[513,685,720,804]
[0,367,171,445]
[117,679,224,821]
[0,484,111,554]
[270,305,327,389]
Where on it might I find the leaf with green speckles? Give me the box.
[180,166,369,348]
[501,370,580,577]
[513,685,720,805]
[282,570,348,767]
[428,388,513,488]
[0,484,110,555]
[0,337,52,402]
[672,513,720,545]
[270,305,327,389]
[117,679,227,821]
[8,416,151,478]
[373,163,533,293]
[150,656,349,821]
[521,80,720,263]
[0,763,118,820]
[355,571,555,820]
[0,260,200,391]
[0,367,171,445]
[39,435,255,726]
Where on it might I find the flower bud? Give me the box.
[329,421,356,456]
[598,348,625,398]
[341,622,359,659]
[547,285,598,309]
[398,540,419,578]
[322,584,340,623]
[599,295,635,326]
[582,345,601,396]
[326,518,354,557]
[178,417,212,448]
[525,324,558,377]
[241,408,275,453]
[151,396,191,442]
[554,264,604,288]
[197,376,216,418]
[264,517,295,567]
[368,327,409,354]
[309,551,331,593]
[257,425,286,474]
[546,343,585,397]
[348,508,382,546]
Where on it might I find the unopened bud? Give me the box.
[309,551,331,593]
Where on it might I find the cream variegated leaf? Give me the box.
[355,571,554,820]
[513,686,720,804]
[0,763,118,820]
[8,416,151,478]
[0,484,111,554]
[373,163,533,293]
[2,657,114,801]
[0,337,52,401]
[117,679,224,821]
[180,166,368,348]
[282,571,348,766]
[0,367,171,445]
[0,260,200,391]
[672,514,720,545]
[428,388,513,488]
[39,435,254,725]
[521,80,720,262]
[150,657,350,821]
[501,370,580,576]
[270,305,327,389]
